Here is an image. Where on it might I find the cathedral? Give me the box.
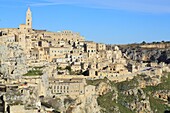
[19,7,32,32]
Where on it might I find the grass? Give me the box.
[118,92,136,104]
[117,101,135,113]
[116,76,139,91]
[23,69,43,76]
[92,73,170,113]
[149,96,170,113]
[143,73,170,92]
[88,77,137,112]
[97,91,135,113]
[143,72,170,113]
[87,78,134,112]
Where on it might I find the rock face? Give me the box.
[96,82,112,96]
[153,90,170,102]
[0,44,27,79]
[66,81,113,113]
[122,88,152,113]
[71,95,100,113]
[118,44,170,64]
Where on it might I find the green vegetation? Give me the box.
[11,101,24,105]
[65,66,82,75]
[144,73,170,92]
[34,66,44,69]
[23,69,43,76]
[97,91,134,113]
[65,66,71,71]
[116,76,139,91]
[149,96,170,113]
[118,92,136,103]
[69,70,82,75]
[57,66,82,75]
[86,77,108,86]
[65,66,73,75]
[90,73,170,113]
[87,77,135,113]
[141,41,146,45]
[143,72,170,112]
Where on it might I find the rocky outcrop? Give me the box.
[70,95,100,113]
[0,44,27,79]
[153,90,170,102]
[96,82,112,96]
[119,44,170,63]
[122,88,152,113]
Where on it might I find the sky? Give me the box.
[0,0,170,44]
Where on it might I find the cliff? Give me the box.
[118,42,170,64]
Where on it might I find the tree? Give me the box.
[65,66,71,74]
[141,41,146,45]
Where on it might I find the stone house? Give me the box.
[96,43,106,51]
[49,78,85,96]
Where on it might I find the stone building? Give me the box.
[84,41,96,53]
[96,43,106,51]
[49,78,85,96]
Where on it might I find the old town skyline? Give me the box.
[1,0,170,44]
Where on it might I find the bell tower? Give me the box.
[26,7,32,29]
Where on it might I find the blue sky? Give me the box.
[0,0,170,44]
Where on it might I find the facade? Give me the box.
[49,78,85,95]
[96,43,106,51]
